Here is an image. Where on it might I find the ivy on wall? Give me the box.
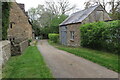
[0,2,2,40]
[2,2,11,40]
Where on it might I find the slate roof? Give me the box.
[60,5,100,26]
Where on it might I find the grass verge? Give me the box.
[49,41,119,73]
[2,46,53,78]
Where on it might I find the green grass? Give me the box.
[49,41,119,73]
[2,46,53,78]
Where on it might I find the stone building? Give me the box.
[60,4,111,46]
[7,2,33,55]
[8,2,33,43]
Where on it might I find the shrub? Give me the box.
[48,33,59,43]
[80,20,120,54]
[28,39,32,46]
[28,39,32,43]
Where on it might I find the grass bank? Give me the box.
[49,41,119,73]
[2,46,53,78]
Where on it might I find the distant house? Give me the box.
[59,4,111,46]
[8,2,33,43]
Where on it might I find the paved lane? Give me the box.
[37,40,118,78]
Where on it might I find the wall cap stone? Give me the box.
[0,40,10,47]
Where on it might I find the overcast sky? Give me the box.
[16,0,111,14]
[16,0,88,11]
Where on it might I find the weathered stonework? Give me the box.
[82,5,111,24]
[8,2,33,42]
[66,23,81,46]
[7,2,33,55]
[0,41,2,79]
[0,41,11,67]
[19,40,28,53]
[11,40,28,56]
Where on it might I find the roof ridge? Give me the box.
[70,4,99,17]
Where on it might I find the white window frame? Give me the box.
[70,31,75,40]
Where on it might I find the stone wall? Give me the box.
[66,23,81,46]
[0,41,11,67]
[11,40,28,56]
[8,2,33,42]
[59,23,81,47]
[0,41,2,79]
[82,5,111,24]
[19,40,28,53]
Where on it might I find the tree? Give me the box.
[84,0,120,19]
[107,0,120,19]
[49,15,68,33]
[84,0,100,9]
[28,5,51,28]
[58,0,76,14]
[28,3,68,39]
[45,0,76,15]
[36,4,52,28]
[84,2,92,9]
[45,1,59,15]
[108,0,120,14]
[28,7,38,23]
[84,0,120,11]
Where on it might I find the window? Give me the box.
[10,22,15,28]
[10,23,12,28]
[70,31,75,40]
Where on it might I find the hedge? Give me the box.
[48,33,59,43]
[80,20,120,54]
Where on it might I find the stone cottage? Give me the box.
[59,4,111,46]
[8,2,33,42]
[7,2,33,55]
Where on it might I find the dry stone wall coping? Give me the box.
[0,41,11,78]
[0,40,11,70]
[0,40,10,46]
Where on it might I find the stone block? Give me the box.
[0,41,11,67]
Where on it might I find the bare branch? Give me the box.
[58,0,76,14]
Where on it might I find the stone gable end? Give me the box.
[8,2,33,42]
